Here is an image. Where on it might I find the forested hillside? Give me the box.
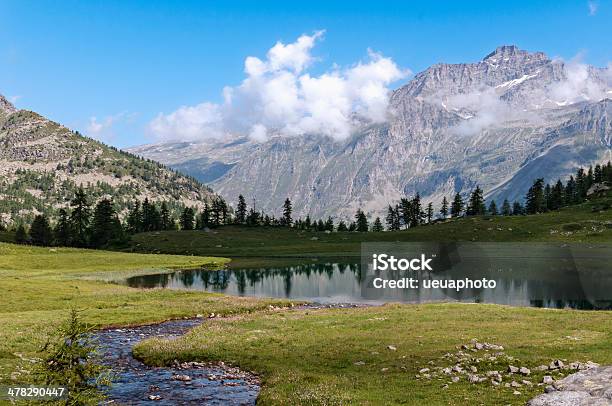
[0,94,215,226]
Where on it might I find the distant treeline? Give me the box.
[385,161,612,230]
[3,161,610,246]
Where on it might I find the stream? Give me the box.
[94,318,260,405]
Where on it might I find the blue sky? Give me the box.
[0,0,610,147]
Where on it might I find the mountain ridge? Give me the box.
[0,96,216,226]
[126,46,610,219]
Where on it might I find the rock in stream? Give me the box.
[94,319,259,405]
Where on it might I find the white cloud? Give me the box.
[434,55,611,136]
[149,32,409,142]
[149,103,223,141]
[550,57,610,104]
[86,112,136,142]
[588,1,599,15]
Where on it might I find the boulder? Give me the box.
[527,366,612,406]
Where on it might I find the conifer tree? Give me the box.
[451,193,464,217]
[15,224,28,244]
[282,198,293,226]
[316,219,325,231]
[426,202,434,223]
[440,196,449,218]
[501,199,511,216]
[549,180,564,210]
[512,201,524,215]
[160,202,173,230]
[30,214,53,246]
[324,217,334,231]
[385,205,400,230]
[410,193,423,227]
[200,202,211,228]
[304,215,312,230]
[399,198,411,229]
[141,198,162,231]
[594,164,603,183]
[355,209,369,232]
[246,208,260,226]
[372,217,384,232]
[564,176,577,205]
[488,200,498,216]
[236,195,247,224]
[127,200,142,234]
[69,188,91,247]
[337,220,348,232]
[90,198,123,248]
[525,178,545,214]
[467,186,485,216]
[179,207,195,230]
[54,208,71,246]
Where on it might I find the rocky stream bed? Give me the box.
[94,318,259,405]
[94,305,611,405]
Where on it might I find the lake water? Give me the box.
[125,244,612,309]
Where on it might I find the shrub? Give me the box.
[36,310,111,405]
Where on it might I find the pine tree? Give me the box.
[372,217,384,232]
[450,193,464,217]
[217,198,229,224]
[179,207,195,230]
[467,186,485,216]
[576,168,587,201]
[440,196,449,218]
[324,217,334,231]
[316,219,325,231]
[399,198,411,229]
[236,195,247,224]
[386,205,400,230]
[594,164,603,183]
[15,224,28,244]
[525,178,545,214]
[348,222,357,232]
[304,215,312,230]
[565,176,577,205]
[512,201,524,215]
[200,202,211,228]
[355,209,369,232]
[69,188,91,247]
[337,220,348,232]
[246,208,260,226]
[544,183,552,210]
[426,202,433,223]
[127,200,142,234]
[90,199,123,248]
[30,214,53,246]
[160,202,173,230]
[141,198,161,231]
[410,193,423,227]
[282,198,293,226]
[487,200,498,215]
[54,208,71,246]
[549,180,564,210]
[501,199,511,216]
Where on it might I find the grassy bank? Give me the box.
[0,243,289,386]
[127,194,612,263]
[135,303,612,405]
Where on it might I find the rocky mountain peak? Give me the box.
[0,94,17,116]
[483,45,521,60]
[482,45,549,66]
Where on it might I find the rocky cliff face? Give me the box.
[130,46,612,220]
[0,97,215,225]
